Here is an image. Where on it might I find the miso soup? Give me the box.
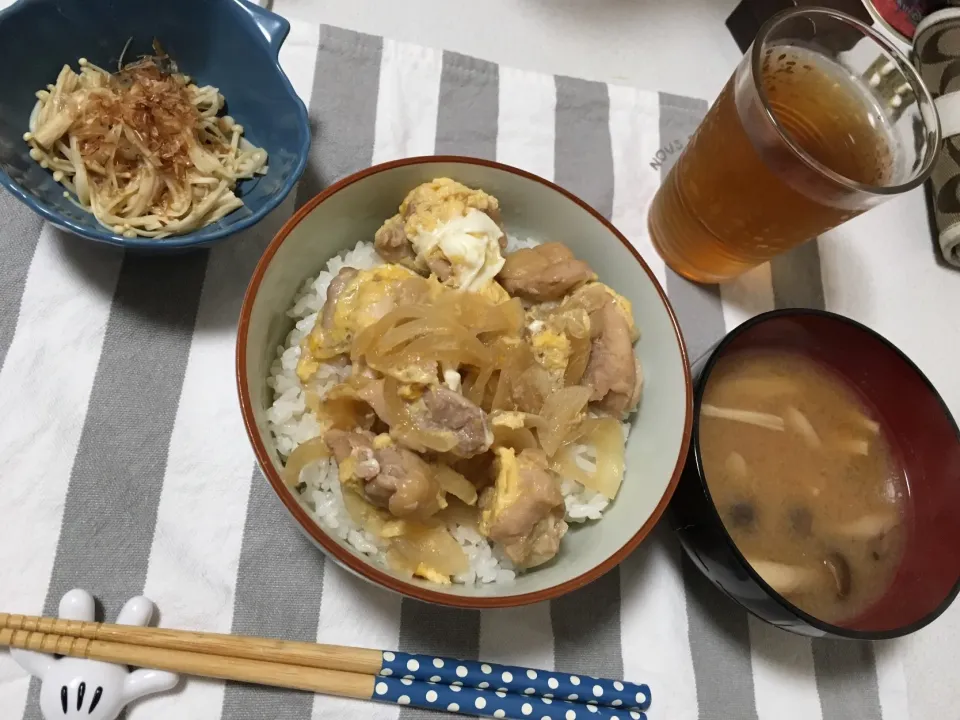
[700,351,908,623]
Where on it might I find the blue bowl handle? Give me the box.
[234,0,291,59]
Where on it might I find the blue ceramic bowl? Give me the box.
[0,0,310,251]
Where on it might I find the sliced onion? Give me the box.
[436,497,481,531]
[377,317,443,354]
[383,377,458,453]
[318,384,375,430]
[386,547,417,576]
[282,436,330,488]
[512,365,554,414]
[463,365,494,406]
[434,464,478,506]
[564,330,591,387]
[352,306,427,361]
[493,425,539,451]
[491,342,535,411]
[462,296,524,335]
[537,385,593,457]
[552,416,625,499]
[389,525,469,576]
[342,488,400,538]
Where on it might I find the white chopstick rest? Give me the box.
[9,589,178,720]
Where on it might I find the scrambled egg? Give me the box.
[400,178,500,235]
[337,454,363,493]
[411,209,505,293]
[531,328,571,375]
[414,563,452,585]
[397,383,425,401]
[525,306,583,386]
[394,178,506,294]
[298,265,417,381]
[479,447,522,536]
[490,411,531,430]
[474,279,511,305]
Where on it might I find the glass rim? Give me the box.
[751,7,941,197]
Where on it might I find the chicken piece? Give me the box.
[355,377,390,422]
[324,429,442,519]
[479,447,568,568]
[368,444,444,518]
[324,429,380,479]
[497,242,597,301]
[563,283,642,415]
[583,299,638,415]
[298,265,426,381]
[566,283,639,342]
[416,386,493,458]
[484,205,509,251]
[298,268,361,381]
[355,377,490,457]
[374,214,419,270]
[321,267,359,329]
[624,356,644,412]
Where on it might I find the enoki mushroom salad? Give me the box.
[24,41,268,239]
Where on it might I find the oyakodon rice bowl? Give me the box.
[268,239,626,585]
[265,178,645,588]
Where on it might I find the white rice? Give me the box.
[266,238,622,585]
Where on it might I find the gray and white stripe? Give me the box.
[22,248,209,720]
[0,17,905,720]
[0,190,43,369]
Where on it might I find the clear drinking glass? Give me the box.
[648,8,941,283]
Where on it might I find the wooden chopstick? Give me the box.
[0,626,644,720]
[0,625,374,700]
[0,611,382,675]
[0,612,651,718]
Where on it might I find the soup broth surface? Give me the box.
[700,351,907,623]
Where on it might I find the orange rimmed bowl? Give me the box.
[236,157,692,607]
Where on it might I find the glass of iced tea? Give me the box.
[648,7,941,283]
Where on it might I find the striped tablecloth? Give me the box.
[0,16,921,720]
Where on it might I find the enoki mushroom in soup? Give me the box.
[699,351,907,623]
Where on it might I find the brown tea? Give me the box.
[700,352,907,623]
[649,47,897,282]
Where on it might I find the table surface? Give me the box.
[2,0,957,717]
[275,3,960,715]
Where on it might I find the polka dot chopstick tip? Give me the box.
[377,651,650,718]
[373,674,648,720]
